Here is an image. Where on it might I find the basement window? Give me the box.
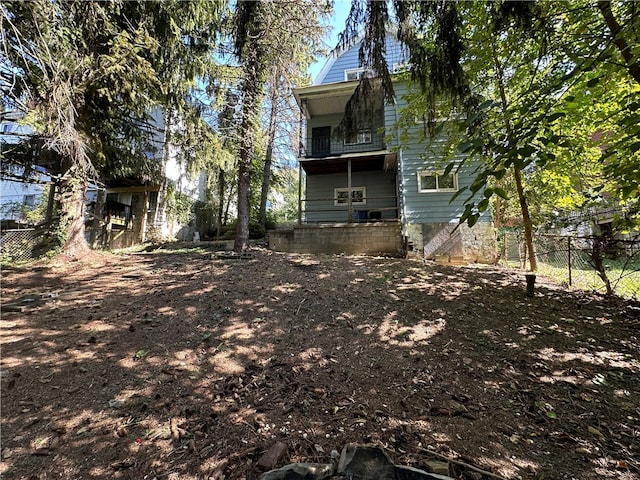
[334,187,366,206]
[418,171,458,193]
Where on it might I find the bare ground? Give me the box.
[1,244,639,480]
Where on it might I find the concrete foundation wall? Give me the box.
[269,223,403,256]
[405,221,497,264]
[269,221,495,262]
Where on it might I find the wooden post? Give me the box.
[141,189,149,243]
[297,101,305,226]
[347,159,352,223]
[297,165,302,225]
[525,273,536,297]
[567,236,572,286]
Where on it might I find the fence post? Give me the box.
[567,236,572,287]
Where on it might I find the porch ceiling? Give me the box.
[294,82,358,118]
[106,177,161,193]
[301,152,397,175]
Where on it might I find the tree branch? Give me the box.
[597,1,640,84]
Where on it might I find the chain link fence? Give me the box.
[0,228,47,263]
[500,231,640,300]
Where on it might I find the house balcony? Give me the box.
[306,129,385,158]
[294,81,386,159]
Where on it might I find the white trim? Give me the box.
[418,171,458,193]
[334,186,366,206]
[344,68,370,82]
[392,63,411,74]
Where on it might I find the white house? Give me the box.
[0,111,50,225]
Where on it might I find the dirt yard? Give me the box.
[1,244,639,480]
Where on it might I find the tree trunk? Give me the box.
[590,235,614,295]
[233,49,267,252]
[513,166,537,271]
[216,167,226,239]
[235,138,252,251]
[259,78,280,230]
[223,181,235,228]
[234,90,261,251]
[492,48,537,271]
[48,165,90,258]
[598,1,640,84]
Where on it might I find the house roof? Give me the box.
[314,26,399,85]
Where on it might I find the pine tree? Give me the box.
[1,0,224,257]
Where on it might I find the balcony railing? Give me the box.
[306,130,385,158]
[300,194,399,224]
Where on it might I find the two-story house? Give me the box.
[269,33,496,263]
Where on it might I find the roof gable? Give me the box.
[314,33,408,85]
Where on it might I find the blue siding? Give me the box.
[305,170,397,223]
[388,83,491,224]
[321,46,361,84]
[319,35,409,85]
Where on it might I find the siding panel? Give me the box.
[319,35,409,85]
[390,83,491,224]
[305,170,397,223]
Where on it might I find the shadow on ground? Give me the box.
[1,246,639,480]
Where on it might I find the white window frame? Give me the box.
[23,194,36,206]
[334,187,367,206]
[418,171,458,193]
[392,63,411,74]
[344,68,370,82]
[344,129,372,145]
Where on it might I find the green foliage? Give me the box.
[165,187,195,226]
[345,1,640,234]
[193,200,218,239]
[1,0,225,255]
[23,188,50,225]
[270,167,300,224]
[221,217,273,240]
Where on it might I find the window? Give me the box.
[334,187,366,206]
[418,171,458,192]
[344,68,371,82]
[148,191,158,212]
[344,129,372,145]
[23,194,36,206]
[392,63,411,74]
